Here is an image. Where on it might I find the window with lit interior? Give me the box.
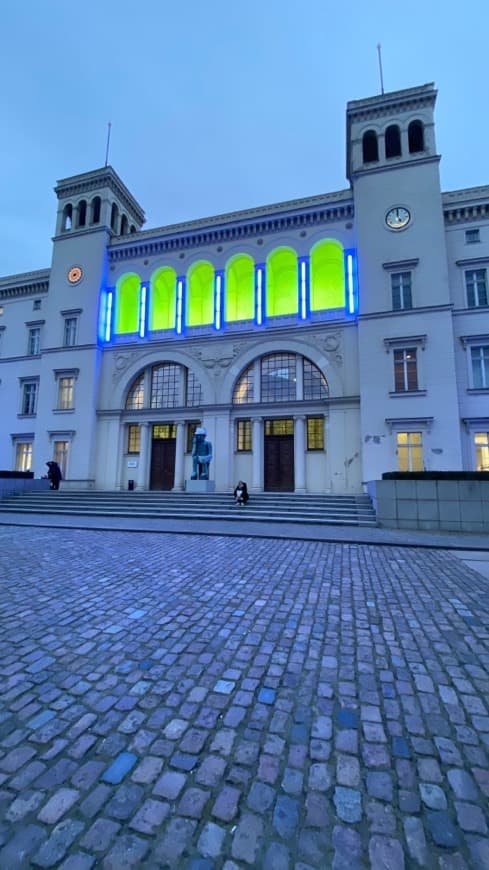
[397,432,423,471]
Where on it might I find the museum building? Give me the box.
[0,82,488,493]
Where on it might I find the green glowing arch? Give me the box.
[310,240,345,310]
[150,267,177,331]
[115,273,140,334]
[225,254,254,322]
[187,261,214,326]
[266,247,298,317]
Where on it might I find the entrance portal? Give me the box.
[150,424,176,490]
[264,418,294,491]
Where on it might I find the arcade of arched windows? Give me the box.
[61,195,136,235]
[362,118,425,164]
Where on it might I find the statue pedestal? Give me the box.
[185,479,216,493]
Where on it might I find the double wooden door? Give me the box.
[264,419,294,492]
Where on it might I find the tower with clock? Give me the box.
[346,83,463,480]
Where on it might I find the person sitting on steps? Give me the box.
[233,480,249,506]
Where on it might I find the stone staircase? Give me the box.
[0,490,377,527]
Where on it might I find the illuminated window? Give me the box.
[303,359,328,400]
[187,261,214,326]
[310,240,345,311]
[64,317,78,347]
[233,364,254,404]
[186,370,203,407]
[471,346,489,389]
[307,417,324,450]
[391,272,412,310]
[225,254,255,322]
[153,424,176,439]
[151,364,180,408]
[115,273,140,334]
[58,377,74,410]
[394,349,418,392]
[150,267,177,331]
[127,424,140,454]
[475,432,489,471]
[466,270,487,308]
[53,441,69,477]
[186,421,201,453]
[266,248,298,317]
[27,327,40,355]
[21,381,38,415]
[126,374,145,409]
[397,432,423,471]
[236,420,252,451]
[15,442,33,471]
[265,419,294,436]
[233,354,328,404]
[261,353,296,402]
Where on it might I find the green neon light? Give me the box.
[150,267,177,330]
[310,240,345,310]
[266,247,298,317]
[225,254,254,321]
[187,261,214,326]
[115,273,140,334]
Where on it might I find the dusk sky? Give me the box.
[2,0,488,277]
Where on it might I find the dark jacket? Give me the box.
[233,481,249,503]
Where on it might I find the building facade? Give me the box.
[1,83,488,493]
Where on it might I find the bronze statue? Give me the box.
[191,427,213,480]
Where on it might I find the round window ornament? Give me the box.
[67,266,83,284]
[385,207,411,230]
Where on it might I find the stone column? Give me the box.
[294,415,306,493]
[137,422,150,490]
[251,417,263,492]
[173,421,185,490]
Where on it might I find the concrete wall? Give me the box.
[367,478,489,533]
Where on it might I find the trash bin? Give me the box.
[128,479,135,491]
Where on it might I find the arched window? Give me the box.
[232,353,328,404]
[310,240,345,311]
[62,203,72,231]
[125,364,203,409]
[120,215,128,235]
[362,130,379,163]
[91,196,101,224]
[150,267,177,331]
[233,363,254,404]
[225,254,254,322]
[125,373,145,409]
[408,120,424,153]
[187,261,214,326]
[111,203,119,233]
[130,224,136,233]
[115,273,140,334]
[266,248,298,317]
[385,124,401,158]
[77,200,87,228]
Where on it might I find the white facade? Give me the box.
[1,83,488,493]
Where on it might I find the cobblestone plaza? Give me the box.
[0,526,488,868]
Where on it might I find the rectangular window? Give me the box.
[64,317,78,347]
[261,354,296,402]
[236,420,252,451]
[127,424,141,454]
[475,432,489,471]
[391,272,412,310]
[394,348,418,391]
[27,327,40,355]
[186,421,200,453]
[397,431,423,472]
[307,417,324,450]
[57,377,74,410]
[15,442,33,471]
[465,229,480,244]
[33,299,41,311]
[53,441,69,478]
[151,364,179,408]
[186,371,203,407]
[471,346,489,389]
[465,269,488,307]
[21,382,38,415]
[265,419,294,436]
[152,424,176,439]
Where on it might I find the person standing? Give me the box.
[46,461,62,490]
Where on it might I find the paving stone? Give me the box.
[32,819,85,867]
[426,811,461,848]
[231,812,263,864]
[332,824,362,869]
[419,782,448,810]
[100,752,137,784]
[212,785,241,821]
[37,787,80,824]
[0,823,47,867]
[368,834,406,869]
[153,817,197,865]
[404,816,429,866]
[454,801,488,833]
[80,818,120,852]
[263,841,291,869]
[129,798,170,834]
[197,822,226,858]
[333,786,362,823]
[247,781,275,812]
[102,832,150,868]
[178,787,211,818]
[153,769,186,799]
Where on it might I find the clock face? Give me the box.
[67,266,83,284]
[385,207,411,230]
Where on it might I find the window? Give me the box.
[261,354,296,402]
[471,346,489,389]
[91,196,101,224]
[27,327,40,355]
[303,359,329,400]
[465,229,480,245]
[62,203,73,231]
[15,442,33,471]
[408,120,424,153]
[233,364,254,404]
[126,374,145,409]
[265,419,294,435]
[53,441,69,478]
[64,317,78,347]
[186,370,203,407]
[77,200,87,228]
[33,299,41,311]
[391,272,412,310]
[236,420,252,451]
[362,130,379,163]
[385,125,401,158]
[397,432,423,471]
[465,269,488,307]
[127,425,141,454]
[57,377,74,410]
[186,421,201,453]
[475,432,489,471]
[151,364,179,408]
[21,382,38,415]
[307,417,324,450]
[394,348,418,392]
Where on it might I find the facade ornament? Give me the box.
[112,350,142,382]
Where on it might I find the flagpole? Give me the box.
[377,44,385,95]
[105,122,112,167]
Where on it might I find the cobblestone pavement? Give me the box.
[0,527,488,869]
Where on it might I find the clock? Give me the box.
[385,207,411,230]
[67,266,83,284]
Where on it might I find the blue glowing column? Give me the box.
[344,249,358,314]
[100,289,114,342]
[255,264,265,326]
[139,282,149,338]
[214,270,224,330]
[176,277,185,334]
[298,256,309,320]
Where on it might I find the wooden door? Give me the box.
[150,437,176,490]
[264,420,294,491]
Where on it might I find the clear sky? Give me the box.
[2,0,488,277]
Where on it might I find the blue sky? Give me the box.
[2,0,488,276]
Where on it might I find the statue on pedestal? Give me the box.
[191,427,213,480]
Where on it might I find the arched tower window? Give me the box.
[408,120,424,153]
[150,267,177,331]
[266,248,298,317]
[187,261,214,326]
[310,240,345,311]
[77,200,87,228]
[62,203,73,231]
[120,215,128,235]
[115,273,140,334]
[385,124,401,158]
[362,130,379,163]
[111,203,119,233]
[225,254,254,322]
[91,196,101,224]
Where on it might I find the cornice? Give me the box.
[346,84,436,123]
[444,202,489,225]
[0,269,50,299]
[55,166,145,224]
[350,154,440,182]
